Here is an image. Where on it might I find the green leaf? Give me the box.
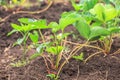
[18,18,48,29]
[13,37,25,46]
[104,5,117,21]
[71,0,82,11]
[47,74,56,80]
[90,3,105,21]
[90,3,117,22]
[103,0,111,4]
[11,23,22,31]
[48,22,60,33]
[73,52,84,61]
[91,21,102,27]
[83,0,98,11]
[61,11,74,18]
[29,31,39,43]
[108,27,120,33]
[18,18,36,24]
[10,60,29,67]
[74,18,91,40]
[59,12,80,31]
[33,20,48,29]
[56,33,70,40]
[82,12,94,24]
[36,42,50,53]
[89,26,110,40]
[36,44,44,53]
[29,53,42,60]
[7,29,18,36]
[46,46,63,55]
[11,23,35,32]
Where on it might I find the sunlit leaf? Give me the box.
[90,3,105,21]
[48,22,60,33]
[71,0,82,11]
[30,31,39,43]
[46,46,63,55]
[59,12,80,31]
[10,60,29,67]
[13,37,25,46]
[7,29,18,36]
[56,33,70,40]
[104,5,117,21]
[36,44,44,53]
[18,18,48,29]
[75,18,91,39]
[36,42,50,53]
[90,3,117,22]
[18,18,36,24]
[33,20,48,29]
[47,74,56,80]
[11,23,22,31]
[73,52,84,61]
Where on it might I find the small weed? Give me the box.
[73,52,84,61]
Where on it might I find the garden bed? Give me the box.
[0,2,120,80]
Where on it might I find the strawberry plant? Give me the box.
[8,11,81,79]
[43,12,81,79]
[8,18,48,67]
[65,0,120,63]
[89,3,120,54]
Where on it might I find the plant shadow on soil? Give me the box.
[0,3,120,80]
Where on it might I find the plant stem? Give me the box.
[56,41,89,78]
[22,33,29,60]
[55,37,67,69]
[84,51,102,63]
[42,55,51,74]
[111,48,120,55]
[39,29,45,43]
[63,40,105,54]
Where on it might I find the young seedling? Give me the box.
[47,74,56,80]
[73,52,84,61]
[8,18,48,67]
[39,12,82,79]
[8,11,81,79]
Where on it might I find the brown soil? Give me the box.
[0,3,120,80]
